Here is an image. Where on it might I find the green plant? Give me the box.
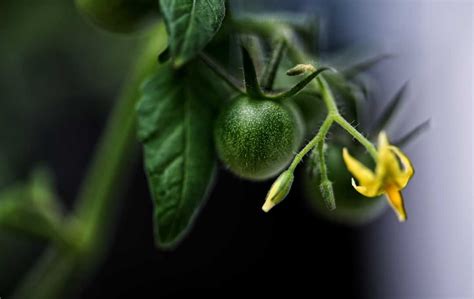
[0,1,428,297]
[75,0,160,33]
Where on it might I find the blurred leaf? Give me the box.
[370,82,408,136]
[394,119,431,147]
[342,54,392,79]
[0,167,63,242]
[160,0,225,68]
[137,63,218,248]
[158,46,171,63]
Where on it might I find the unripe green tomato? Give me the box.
[75,0,160,33]
[215,96,304,181]
[303,144,387,225]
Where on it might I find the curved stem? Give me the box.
[13,24,168,299]
[316,76,339,115]
[289,116,333,172]
[333,114,378,159]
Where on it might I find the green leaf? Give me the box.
[370,82,408,136]
[342,54,392,79]
[160,0,226,68]
[393,119,430,147]
[137,63,217,248]
[241,45,264,98]
[261,39,286,91]
[267,67,330,100]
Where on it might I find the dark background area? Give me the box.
[84,167,372,297]
[0,1,396,298]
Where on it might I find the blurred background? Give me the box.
[0,0,472,298]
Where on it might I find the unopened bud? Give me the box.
[320,180,336,211]
[286,64,317,76]
[262,170,294,212]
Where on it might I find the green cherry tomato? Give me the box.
[303,144,387,225]
[75,0,160,33]
[215,96,304,181]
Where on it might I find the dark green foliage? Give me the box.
[241,45,264,98]
[160,0,225,67]
[370,82,408,136]
[0,167,63,242]
[137,63,218,248]
[75,0,160,33]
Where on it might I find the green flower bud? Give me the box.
[319,180,336,211]
[286,64,317,76]
[262,170,294,212]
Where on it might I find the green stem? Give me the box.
[75,24,167,253]
[289,116,333,172]
[333,114,378,159]
[13,24,168,299]
[316,140,329,182]
[289,49,378,159]
[316,76,339,115]
[265,68,329,101]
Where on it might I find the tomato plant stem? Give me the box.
[333,114,378,159]
[13,24,168,299]
[289,116,333,172]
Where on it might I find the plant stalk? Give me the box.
[13,23,167,299]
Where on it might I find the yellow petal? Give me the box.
[342,148,375,186]
[375,132,411,189]
[385,184,407,222]
[378,131,390,149]
[352,178,384,197]
[377,144,402,179]
[389,146,415,188]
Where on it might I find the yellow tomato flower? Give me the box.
[342,132,414,221]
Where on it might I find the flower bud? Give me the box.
[320,180,336,211]
[286,64,317,76]
[262,170,294,212]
